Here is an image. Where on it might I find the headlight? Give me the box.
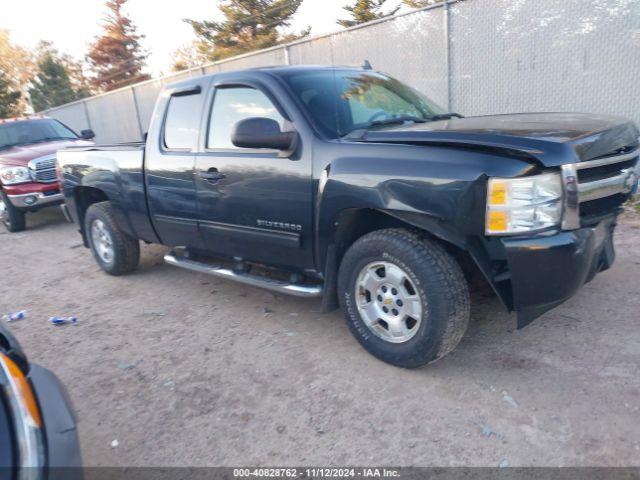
[486,172,563,235]
[0,352,45,469]
[0,166,32,185]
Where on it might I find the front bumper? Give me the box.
[4,182,63,210]
[8,192,63,209]
[502,215,617,328]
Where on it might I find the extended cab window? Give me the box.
[208,87,285,149]
[163,92,201,150]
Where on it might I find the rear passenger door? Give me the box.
[194,80,314,270]
[145,85,203,248]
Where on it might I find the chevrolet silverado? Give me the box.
[57,66,639,367]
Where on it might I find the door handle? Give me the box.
[198,168,225,182]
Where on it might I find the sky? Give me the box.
[0,0,398,76]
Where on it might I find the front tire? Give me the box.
[0,190,26,233]
[85,202,140,275]
[338,229,470,368]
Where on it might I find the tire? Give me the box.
[0,190,26,233]
[84,201,140,275]
[338,228,470,368]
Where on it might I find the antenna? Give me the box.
[363,59,373,70]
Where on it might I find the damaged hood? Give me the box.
[349,113,639,167]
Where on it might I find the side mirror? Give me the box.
[80,129,96,140]
[231,117,297,154]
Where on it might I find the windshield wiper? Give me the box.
[0,143,21,151]
[341,115,427,138]
[30,136,77,144]
[426,113,464,121]
[369,115,428,128]
[0,137,76,151]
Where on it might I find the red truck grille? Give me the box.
[28,156,58,184]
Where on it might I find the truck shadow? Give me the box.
[130,241,521,361]
[25,207,69,231]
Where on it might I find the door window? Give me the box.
[163,93,201,150]
[207,87,285,149]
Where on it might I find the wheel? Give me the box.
[338,229,470,368]
[0,190,26,233]
[84,202,140,275]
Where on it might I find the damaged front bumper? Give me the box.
[502,215,617,328]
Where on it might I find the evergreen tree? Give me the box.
[337,0,400,28]
[29,43,86,112]
[87,0,150,92]
[61,55,93,100]
[171,43,208,72]
[403,0,443,8]
[0,69,21,117]
[185,0,309,62]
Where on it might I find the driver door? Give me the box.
[194,82,314,270]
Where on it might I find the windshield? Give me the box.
[0,119,77,150]
[280,70,447,138]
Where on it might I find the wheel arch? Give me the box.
[73,186,109,246]
[321,207,501,313]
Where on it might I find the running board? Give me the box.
[164,252,323,298]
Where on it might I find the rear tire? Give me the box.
[338,228,470,368]
[84,202,140,275]
[0,190,26,233]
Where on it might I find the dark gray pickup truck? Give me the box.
[57,65,639,368]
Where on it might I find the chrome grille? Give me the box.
[561,147,639,229]
[28,156,58,184]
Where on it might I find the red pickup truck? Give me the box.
[0,116,94,232]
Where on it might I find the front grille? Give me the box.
[577,159,636,183]
[28,156,58,184]
[561,147,639,229]
[580,194,627,224]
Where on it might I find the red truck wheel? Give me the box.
[0,190,26,233]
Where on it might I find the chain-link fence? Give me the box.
[44,0,640,143]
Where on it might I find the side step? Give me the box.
[164,252,323,298]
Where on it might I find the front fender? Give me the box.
[315,154,488,268]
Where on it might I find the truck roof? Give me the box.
[164,64,367,90]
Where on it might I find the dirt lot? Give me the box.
[1,208,639,467]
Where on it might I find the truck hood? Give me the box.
[0,139,93,167]
[350,113,639,167]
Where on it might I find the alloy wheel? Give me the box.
[91,219,115,265]
[355,261,423,343]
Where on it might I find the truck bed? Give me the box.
[57,144,158,244]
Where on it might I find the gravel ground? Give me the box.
[1,208,639,467]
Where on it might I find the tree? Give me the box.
[337,0,400,28]
[0,69,22,117]
[60,55,93,100]
[403,0,443,8]
[29,43,89,112]
[0,30,34,114]
[185,0,309,62]
[171,43,209,72]
[87,0,150,92]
